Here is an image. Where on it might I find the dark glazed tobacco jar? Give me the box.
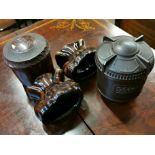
[55,39,96,81]
[3,33,54,89]
[27,69,83,124]
[95,35,154,102]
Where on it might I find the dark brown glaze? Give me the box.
[55,39,96,81]
[27,69,83,124]
[3,33,54,89]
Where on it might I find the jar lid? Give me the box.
[112,37,138,57]
[3,33,48,68]
[95,35,154,74]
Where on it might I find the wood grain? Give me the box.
[0,19,155,135]
[116,19,155,48]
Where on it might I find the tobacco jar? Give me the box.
[95,35,154,102]
[3,33,54,90]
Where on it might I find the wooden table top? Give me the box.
[0,19,155,135]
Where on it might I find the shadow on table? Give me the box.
[43,99,89,135]
[100,94,135,123]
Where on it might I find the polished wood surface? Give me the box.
[0,19,16,31]
[116,19,155,49]
[0,19,155,135]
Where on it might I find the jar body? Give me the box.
[11,53,54,88]
[3,33,54,92]
[97,69,147,102]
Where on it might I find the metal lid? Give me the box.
[3,33,48,68]
[95,35,154,74]
[113,37,138,57]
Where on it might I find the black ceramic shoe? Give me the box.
[27,69,83,124]
[55,39,96,81]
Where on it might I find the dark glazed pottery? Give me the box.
[55,39,96,81]
[27,69,83,124]
[95,35,154,102]
[3,33,54,89]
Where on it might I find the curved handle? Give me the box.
[53,69,64,83]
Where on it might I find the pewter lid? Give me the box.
[3,33,47,65]
[95,35,154,74]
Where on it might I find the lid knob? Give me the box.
[113,39,138,57]
[11,35,34,53]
